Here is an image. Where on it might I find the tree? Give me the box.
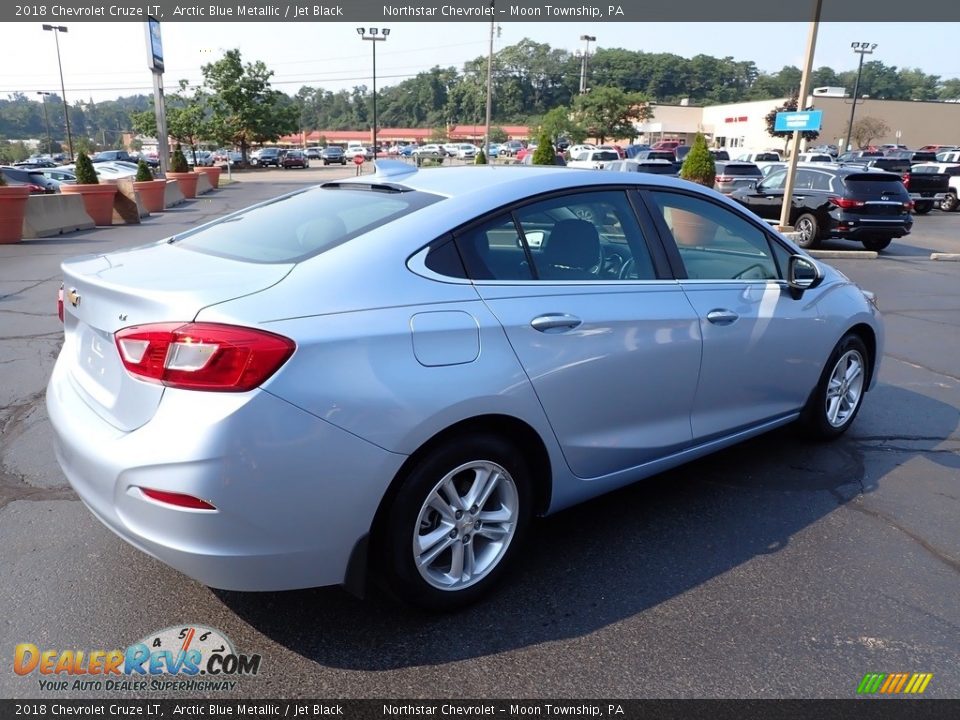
[201,49,298,163]
[764,95,820,152]
[679,133,715,187]
[538,106,586,145]
[852,117,890,149]
[489,127,508,143]
[572,86,651,144]
[135,159,153,182]
[171,144,189,173]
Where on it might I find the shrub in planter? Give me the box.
[679,133,716,187]
[133,159,166,213]
[475,149,487,165]
[60,151,117,226]
[532,130,556,165]
[167,143,199,199]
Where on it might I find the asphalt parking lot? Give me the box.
[1,168,957,700]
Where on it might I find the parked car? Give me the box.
[839,156,949,213]
[399,144,419,157]
[911,162,960,211]
[0,165,59,193]
[442,143,461,157]
[631,150,677,162]
[730,164,913,250]
[412,144,443,159]
[604,159,678,176]
[47,161,883,610]
[651,140,683,151]
[709,150,730,161]
[281,150,310,169]
[624,144,652,158]
[37,168,77,184]
[566,149,620,169]
[809,144,839,157]
[319,146,347,166]
[917,144,957,153]
[796,153,834,163]
[498,140,525,157]
[837,150,884,162]
[567,144,597,157]
[14,158,57,169]
[91,150,137,164]
[186,151,214,167]
[487,144,502,158]
[713,161,763,195]
[254,148,284,167]
[457,144,480,160]
[515,145,536,163]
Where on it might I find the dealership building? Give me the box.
[636,95,960,152]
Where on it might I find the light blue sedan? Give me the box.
[47,161,883,610]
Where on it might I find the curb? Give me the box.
[930,253,960,261]
[807,250,878,260]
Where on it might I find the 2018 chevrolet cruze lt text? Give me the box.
[47,162,883,609]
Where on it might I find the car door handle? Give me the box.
[706,309,739,326]
[530,314,582,332]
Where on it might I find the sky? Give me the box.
[4,22,960,103]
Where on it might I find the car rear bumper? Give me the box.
[46,354,406,591]
[829,210,912,238]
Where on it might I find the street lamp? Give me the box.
[843,41,877,152]
[577,34,596,94]
[357,27,389,160]
[42,24,74,161]
[37,91,54,157]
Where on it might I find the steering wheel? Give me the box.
[619,258,637,280]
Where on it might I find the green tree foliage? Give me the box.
[532,129,555,165]
[765,95,820,151]
[201,49,298,162]
[679,133,715,187]
[135,160,153,182]
[74,152,99,185]
[489,127,508,143]
[0,140,30,163]
[474,149,487,165]
[171,144,189,173]
[538,107,586,145]
[573,86,651,144]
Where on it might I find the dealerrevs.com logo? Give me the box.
[14,625,261,693]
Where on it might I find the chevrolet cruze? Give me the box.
[47,162,883,609]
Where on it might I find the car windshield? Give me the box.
[174,186,443,263]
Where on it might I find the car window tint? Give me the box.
[455,215,533,281]
[809,172,832,191]
[515,191,656,281]
[763,171,787,190]
[176,187,441,263]
[650,192,779,281]
[795,170,815,190]
[424,239,467,278]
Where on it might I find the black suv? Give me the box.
[730,165,912,251]
[254,148,284,167]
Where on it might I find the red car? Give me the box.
[281,150,309,169]
[652,140,683,152]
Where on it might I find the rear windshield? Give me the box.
[755,153,780,161]
[843,174,908,195]
[721,165,762,176]
[594,151,620,161]
[647,152,675,161]
[870,159,909,173]
[174,186,442,263]
[637,163,677,174]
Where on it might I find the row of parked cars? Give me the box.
[1,157,148,193]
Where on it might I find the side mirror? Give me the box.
[787,254,823,291]
[750,181,761,191]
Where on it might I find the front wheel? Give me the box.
[380,434,531,610]
[940,192,958,212]
[913,201,934,215]
[861,237,892,252]
[800,333,870,439]
[793,213,820,249]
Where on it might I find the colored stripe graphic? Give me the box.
[858,673,933,694]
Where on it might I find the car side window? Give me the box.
[454,215,533,281]
[809,171,833,191]
[795,170,815,190]
[515,191,656,281]
[763,171,787,191]
[649,191,780,281]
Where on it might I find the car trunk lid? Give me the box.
[59,243,293,431]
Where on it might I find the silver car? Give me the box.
[47,162,883,610]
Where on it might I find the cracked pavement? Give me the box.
[0,174,957,700]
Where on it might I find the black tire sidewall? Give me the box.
[382,434,532,610]
[802,334,870,439]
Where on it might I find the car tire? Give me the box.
[940,192,958,212]
[793,213,820,249]
[913,201,934,215]
[861,237,892,252]
[800,333,870,440]
[380,433,532,610]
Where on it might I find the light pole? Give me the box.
[37,91,54,156]
[357,27,389,160]
[578,34,596,94]
[844,41,877,152]
[42,24,73,161]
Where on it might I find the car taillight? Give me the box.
[828,196,866,209]
[114,322,295,392]
[904,200,914,210]
[716,175,731,182]
[901,173,910,188]
[57,283,64,322]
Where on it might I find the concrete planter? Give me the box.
[60,184,118,226]
[133,179,167,213]
[167,172,199,199]
[0,185,31,243]
[195,166,222,189]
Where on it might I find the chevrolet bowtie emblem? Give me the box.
[67,288,81,308]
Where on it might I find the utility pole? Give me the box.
[483,5,495,161]
[37,92,53,156]
[844,42,877,153]
[578,34,596,94]
[42,25,73,161]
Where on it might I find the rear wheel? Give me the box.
[861,237,892,252]
[380,434,531,610]
[939,192,958,212]
[913,201,934,215]
[800,333,870,439]
[793,213,820,249]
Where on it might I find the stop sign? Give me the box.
[353,155,364,165]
